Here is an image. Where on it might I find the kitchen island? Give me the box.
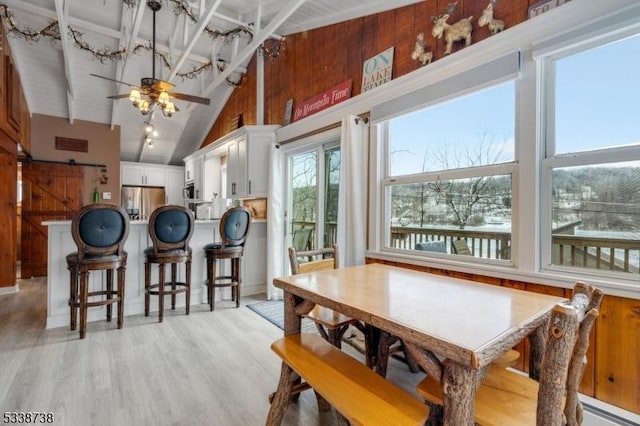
[44,219,267,329]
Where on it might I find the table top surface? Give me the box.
[274,263,566,365]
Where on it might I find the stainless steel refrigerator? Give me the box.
[121,186,166,220]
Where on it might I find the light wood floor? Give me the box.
[0,277,426,426]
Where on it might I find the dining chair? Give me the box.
[417,282,604,426]
[66,204,130,339]
[288,246,420,377]
[288,245,359,349]
[144,205,194,322]
[204,206,252,311]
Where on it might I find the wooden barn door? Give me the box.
[20,162,83,277]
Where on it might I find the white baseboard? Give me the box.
[582,394,640,426]
[0,284,19,295]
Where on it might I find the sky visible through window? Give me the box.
[388,82,515,176]
[388,33,640,176]
[555,33,640,154]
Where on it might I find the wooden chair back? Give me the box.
[71,203,130,262]
[147,205,194,254]
[288,245,338,275]
[538,282,603,425]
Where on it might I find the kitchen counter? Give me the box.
[44,219,267,329]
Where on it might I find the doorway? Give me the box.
[19,162,83,278]
[285,139,340,253]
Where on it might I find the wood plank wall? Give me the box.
[201,0,640,415]
[203,0,541,143]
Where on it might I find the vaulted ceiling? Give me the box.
[2,0,423,165]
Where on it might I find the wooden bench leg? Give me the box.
[266,363,298,426]
[425,401,443,426]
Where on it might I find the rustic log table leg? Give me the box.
[442,360,478,426]
[266,363,298,426]
[528,324,547,381]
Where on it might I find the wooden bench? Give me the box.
[269,333,429,426]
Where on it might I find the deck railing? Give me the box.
[291,220,640,274]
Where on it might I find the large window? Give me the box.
[383,81,516,261]
[542,33,640,276]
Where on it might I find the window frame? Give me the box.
[378,78,519,266]
[539,33,640,278]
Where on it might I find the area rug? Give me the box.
[246,300,319,334]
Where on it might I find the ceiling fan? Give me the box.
[90,0,210,117]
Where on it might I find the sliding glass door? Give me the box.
[286,141,340,254]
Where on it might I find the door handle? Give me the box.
[248,180,251,194]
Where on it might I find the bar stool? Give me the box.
[66,204,130,339]
[204,206,252,311]
[144,205,194,322]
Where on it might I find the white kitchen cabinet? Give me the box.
[203,154,221,202]
[184,158,195,183]
[121,162,166,187]
[165,166,185,205]
[226,127,276,198]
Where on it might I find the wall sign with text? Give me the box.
[361,47,394,93]
[528,0,571,19]
[292,80,352,122]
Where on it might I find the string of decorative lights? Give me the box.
[259,37,286,60]
[0,2,259,86]
[167,0,254,42]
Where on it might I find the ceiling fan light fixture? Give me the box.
[158,91,170,106]
[162,101,175,117]
[139,99,150,114]
[129,88,141,105]
[144,122,154,134]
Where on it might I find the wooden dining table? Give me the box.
[269,263,566,425]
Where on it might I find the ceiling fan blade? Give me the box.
[90,73,136,87]
[142,77,175,91]
[170,92,211,105]
[107,94,132,100]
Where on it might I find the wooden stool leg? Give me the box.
[69,266,78,331]
[185,257,191,315]
[234,257,241,308]
[210,258,217,311]
[144,261,151,317]
[106,268,113,322]
[79,270,88,339]
[117,265,125,329]
[171,263,177,310]
[206,255,212,309]
[158,263,165,323]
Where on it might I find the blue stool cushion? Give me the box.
[415,241,447,253]
[79,209,125,248]
[223,209,250,245]
[154,210,191,243]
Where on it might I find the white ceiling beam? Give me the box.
[187,0,307,113]
[110,1,146,128]
[168,0,223,82]
[1,0,210,64]
[54,0,74,123]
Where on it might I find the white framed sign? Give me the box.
[361,47,394,93]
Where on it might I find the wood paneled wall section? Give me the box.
[366,258,640,415]
[203,0,540,143]
[0,148,17,285]
[0,24,28,288]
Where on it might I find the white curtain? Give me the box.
[266,142,285,300]
[337,115,369,267]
